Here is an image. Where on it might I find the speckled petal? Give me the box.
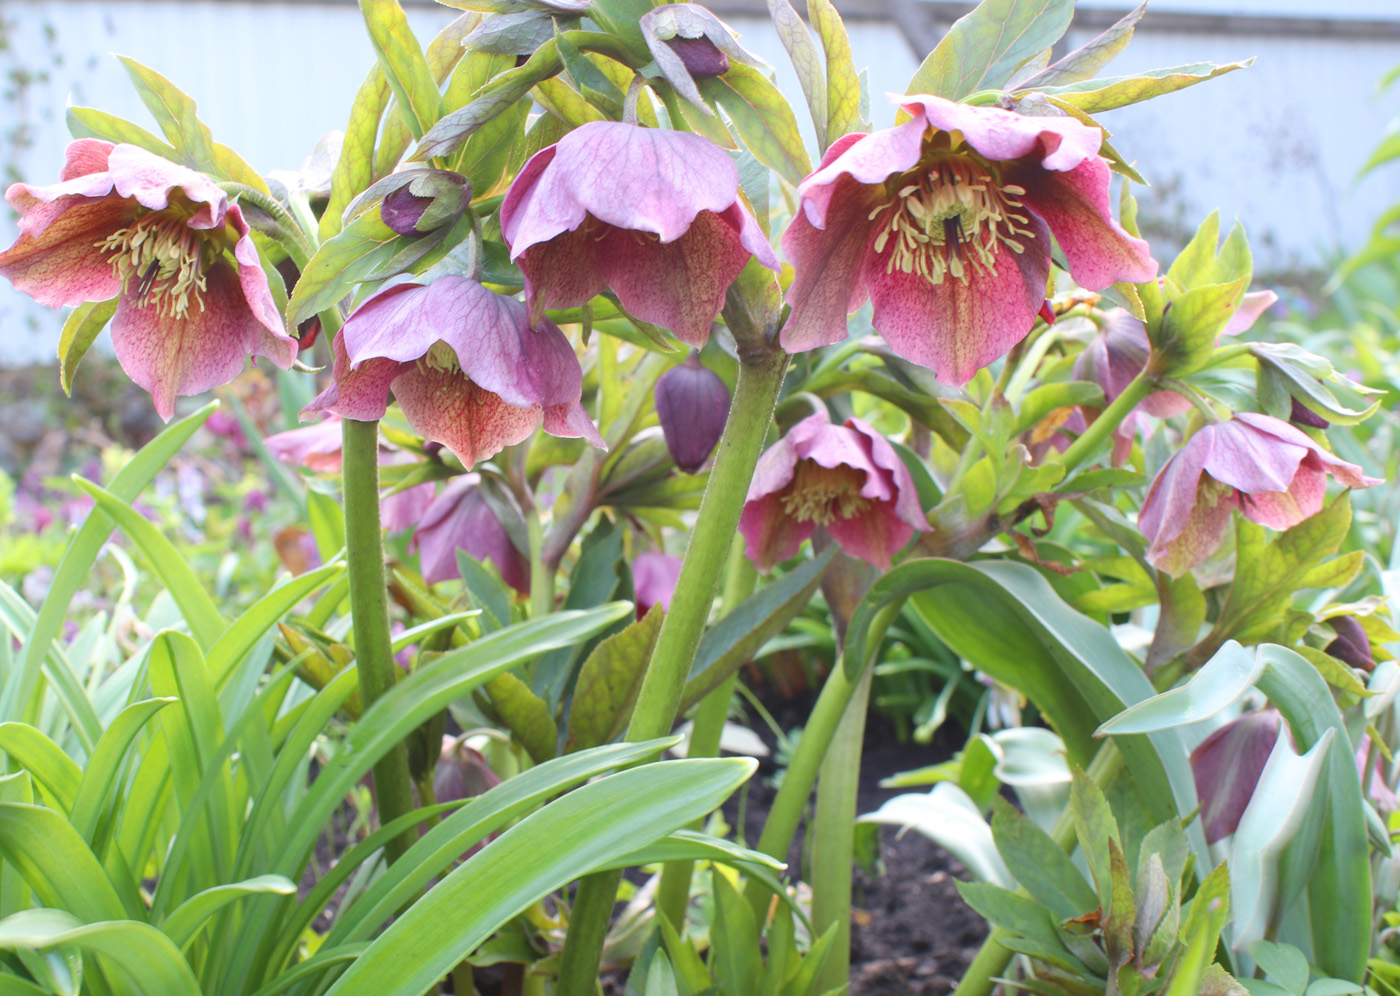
[0,196,131,307]
[849,416,929,533]
[266,415,345,472]
[795,126,923,228]
[391,364,544,468]
[302,330,404,422]
[739,492,816,573]
[1198,419,1307,495]
[825,500,914,571]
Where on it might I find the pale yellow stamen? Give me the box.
[98,212,211,319]
[867,154,1035,285]
[779,461,871,525]
[421,340,461,374]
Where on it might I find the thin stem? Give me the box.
[556,347,789,996]
[218,181,316,269]
[810,663,874,992]
[1056,370,1155,475]
[655,538,756,929]
[343,417,417,865]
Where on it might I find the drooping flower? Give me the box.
[302,276,604,468]
[0,140,296,419]
[633,552,683,617]
[412,475,530,594]
[740,409,929,572]
[1138,413,1381,576]
[654,353,730,473]
[1190,710,1281,844]
[500,121,779,346]
[781,94,1157,385]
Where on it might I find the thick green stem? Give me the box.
[655,539,756,929]
[951,742,1124,996]
[1056,371,1155,474]
[556,350,789,996]
[744,601,901,914]
[343,418,416,865]
[810,663,874,993]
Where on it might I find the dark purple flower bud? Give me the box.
[1289,396,1330,429]
[1189,710,1281,844]
[435,738,501,805]
[654,353,730,473]
[1326,615,1375,672]
[379,169,471,237]
[666,36,729,78]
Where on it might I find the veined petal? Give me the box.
[595,210,754,346]
[542,400,606,449]
[850,416,929,532]
[1200,420,1307,495]
[110,261,279,421]
[392,364,543,468]
[1224,290,1278,335]
[862,212,1051,384]
[1139,441,1210,558]
[107,144,227,229]
[513,223,609,321]
[739,492,815,573]
[1239,462,1326,531]
[796,124,924,228]
[341,283,447,366]
[1145,481,1238,577]
[303,330,403,422]
[825,500,914,571]
[1010,157,1156,290]
[900,94,1103,172]
[501,145,585,259]
[0,196,131,307]
[229,205,294,346]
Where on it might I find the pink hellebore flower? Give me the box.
[1139,413,1380,576]
[500,121,779,346]
[633,552,683,617]
[303,276,603,468]
[781,94,1156,385]
[740,409,929,572]
[412,475,530,594]
[0,140,295,419]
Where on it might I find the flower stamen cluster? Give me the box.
[869,155,1031,284]
[98,212,212,319]
[779,461,872,524]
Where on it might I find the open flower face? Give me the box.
[740,409,929,572]
[1139,413,1381,576]
[781,95,1157,385]
[302,276,604,468]
[500,121,778,347]
[0,140,295,419]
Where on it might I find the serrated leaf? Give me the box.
[701,64,811,187]
[1015,3,1144,90]
[362,0,443,140]
[566,605,664,751]
[906,0,1074,101]
[57,299,116,397]
[288,212,403,326]
[1033,59,1254,113]
[321,67,394,240]
[116,56,217,172]
[65,107,177,160]
[484,672,557,764]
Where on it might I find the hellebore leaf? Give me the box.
[484,672,558,764]
[566,604,664,751]
[1032,59,1255,114]
[361,0,443,141]
[57,299,117,397]
[990,798,1098,920]
[1096,639,1264,736]
[115,56,218,173]
[906,0,1074,101]
[766,0,827,149]
[65,107,178,161]
[700,64,811,187]
[1015,2,1145,89]
[321,67,394,241]
[808,0,863,143]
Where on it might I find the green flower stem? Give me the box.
[1056,371,1155,475]
[810,661,874,993]
[744,601,901,915]
[951,742,1124,996]
[556,348,789,996]
[342,417,416,865]
[217,182,316,270]
[655,538,757,930]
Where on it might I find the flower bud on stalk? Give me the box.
[654,353,731,473]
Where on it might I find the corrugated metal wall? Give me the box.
[0,0,1396,363]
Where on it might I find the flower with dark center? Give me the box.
[0,139,295,419]
[780,94,1157,385]
[740,408,929,572]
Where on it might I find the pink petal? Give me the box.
[1200,419,1307,495]
[228,206,293,343]
[303,330,404,422]
[1139,441,1209,563]
[542,400,606,449]
[780,177,882,354]
[513,223,609,321]
[745,422,803,502]
[391,364,543,468]
[382,481,436,532]
[59,139,116,181]
[1234,412,1381,489]
[414,475,529,593]
[796,124,924,228]
[107,144,227,230]
[1239,460,1326,531]
[265,416,345,472]
[0,197,132,306]
[634,552,683,615]
[862,213,1051,384]
[825,499,914,571]
[110,260,285,421]
[1010,158,1157,290]
[849,416,929,532]
[1223,290,1278,335]
[739,492,815,573]
[900,94,1104,172]
[1145,482,1238,577]
[594,210,754,346]
[341,283,448,366]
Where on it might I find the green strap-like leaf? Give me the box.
[0,910,199,996]
[204,562,345,687]
[0,725,79,814]
[67,698,175,842]
[158,875,296,950]
[0,806,128,923]
[361,0,444,141]
[905,0,1074,101]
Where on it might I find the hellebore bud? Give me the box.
[654,353,730,473]
[1326,615,1375,672]
[1189,710,1282,844]
[1289,396,1329,429]
[666,36,729,78]
[376,169,471,236]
